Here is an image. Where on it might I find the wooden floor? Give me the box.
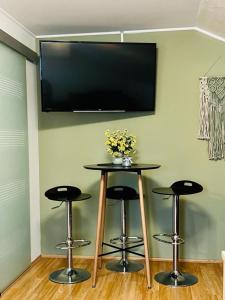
[1,257,223,300]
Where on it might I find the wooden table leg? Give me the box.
[98,173,108,269]
[138,171,151,289]
[92,171,107,288]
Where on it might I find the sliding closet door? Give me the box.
[0,42,30,292]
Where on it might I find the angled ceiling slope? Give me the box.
[197,0,225,40]
[0,0,224,41]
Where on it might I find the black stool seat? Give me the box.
[45,185,91,202]
[106,186,139,200]
[152,180,203,196]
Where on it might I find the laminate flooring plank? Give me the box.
[1,258,222,300]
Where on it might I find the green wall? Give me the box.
[39,31,225,260]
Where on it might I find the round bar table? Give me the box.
[84,163,160,288]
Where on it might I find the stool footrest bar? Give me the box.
[56,239,91,250]
[110,236,143,245]
[153,233,184,245]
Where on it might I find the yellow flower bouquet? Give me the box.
[104,129,136,158]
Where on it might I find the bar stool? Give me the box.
[152,180,203,287]
[104,186,144,273]
[45,185,91,284]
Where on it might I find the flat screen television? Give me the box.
[40,41,157,112]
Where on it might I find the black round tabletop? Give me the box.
[84,163,160,172]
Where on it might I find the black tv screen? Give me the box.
[40,41,157,112]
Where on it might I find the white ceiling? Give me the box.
[0,0,224,39]
[197,0,225,39]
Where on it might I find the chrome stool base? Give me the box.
[106,259,143,273]
[155,271,198,287]
[49,268,91,284]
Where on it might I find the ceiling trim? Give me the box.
[195,27,225,43]
[123,27,195,34]
[36,27,225,43]
[36,31,121,39]
[36,27,195,39]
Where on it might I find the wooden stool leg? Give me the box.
[98,173,108,269]
[138,172,151,289]
[92,171,107,288]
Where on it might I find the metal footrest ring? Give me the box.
[110,236,143,245]
[56,239,91,250]
[153,233,184,245]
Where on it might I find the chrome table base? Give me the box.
[49,268,91,284]
[155,271,198,287]
[106,259,143,273]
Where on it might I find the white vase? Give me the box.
[112,157,123,165]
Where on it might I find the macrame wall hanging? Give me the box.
[198,76,225,160]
